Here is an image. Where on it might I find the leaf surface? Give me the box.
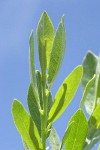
[80,75,95,108]
[82,51,98,114]
[63,109,88,150]
[48,66,83,123]
[48,127,61,150]
[48,16,66,85]
[29,31,39,104]
[12,100,43,150]
[37,11,54,73]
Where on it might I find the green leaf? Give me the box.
[80,75,95,108]
[37,11,54,74]
[48,16,66,85]
[29,31,39,105]
[89,103,100,128]
[82,51,98,115]
[48,66,83,123]
[95,55,100,103]
[63,109,88,150]
[83,128,100,150]
[83,103,100,150]
[61,121,75,149]
[27,71,53,137]
[27,84,41,136]
[48,127,61,150]
[12,100,43,150]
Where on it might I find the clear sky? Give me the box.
[0,0,100,149]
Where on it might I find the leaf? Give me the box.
[29,31,39,105]
[37,11,54,74]
[63,109,88,150]
[48,127,61,150]
[12,100,43,150]
[80,75,95,108]
[83,128,100,150]
[27,84,41,137]
[48,66,83,123]
[48,16,66,85]
[27,71,53,137]
[95,55,100,102]
[61,121,75,149]
[82,51,98,115]
[83,103,100,150]
[89,103,100,128]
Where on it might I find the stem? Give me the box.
[41,73,48,150]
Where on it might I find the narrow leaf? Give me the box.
[48,16,66,85]
[48,127,61,150]
[12,100,43,150]
[48,66,83,123]
[82,51,98,115]
[80,75,95,108]
[29,31,39,105]
[27,84,41,136]
[63,109,88,150]
[37,11,54,74]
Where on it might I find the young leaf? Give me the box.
[48,66,83,123]
[48,16,66,85]
[82,51,98,115]
[80,75,95,108]
[29,31,39,105]
[63,109,88,150]
[37,11,54,74]
[48,127,61,150]
[12,100,43,150]
[27,84,41,136]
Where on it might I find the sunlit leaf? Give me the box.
[37,11,54,74]
[63,109,88,150]
[82,51,98,115]
[48,66,83,123]
[48,16,66,85]
[12,100,43,150]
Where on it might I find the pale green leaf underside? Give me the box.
[64,109,88,150]
[98,145,100,150]
[12,100,43,150]
[80,75,95,108]
[48,16,66,85]
[48,66,83,123]
[48,127,61,150]
[82,51,98,115]
[37,11,54,73]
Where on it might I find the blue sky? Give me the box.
[0,0,100,149]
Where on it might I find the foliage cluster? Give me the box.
[12,12,100,150]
